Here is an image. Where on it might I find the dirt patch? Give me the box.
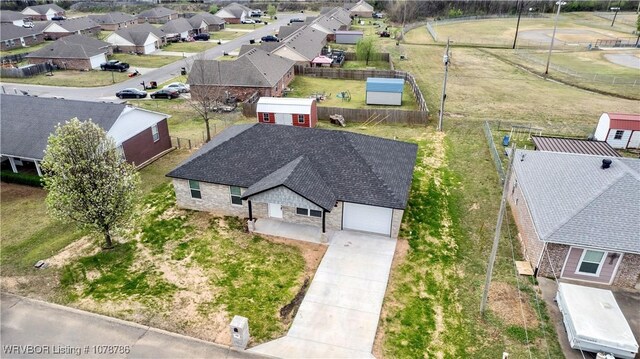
[259,235,327,277]
[46,236,100,268]
[488,282,540,328]
[0,182,45,201]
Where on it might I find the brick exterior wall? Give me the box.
[121,119,171,167]
[44,26,101,40]
[1,33,45,51]
[98,21,138,31]
[223,18,241,24]
[28,57,93,70]
[612,253,640,288]
[137,15,175,24]
[537,243,568,279]
[508,172,545,269]
[190,67,294,102]
[173,179,248,217]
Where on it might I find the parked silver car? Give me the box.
[164,82,190,93]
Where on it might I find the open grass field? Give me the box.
[287,76,419,110]
[164,41,218,53]
[110,53,178,68]
[2,70,131,87]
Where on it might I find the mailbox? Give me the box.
[229,315,250,349]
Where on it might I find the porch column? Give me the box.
[322,210,326,233]
[34,160,42,177]
[8,157,17,173]
[248,200,253,221]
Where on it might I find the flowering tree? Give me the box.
[41,118,140,249]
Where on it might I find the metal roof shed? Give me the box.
[335,30,363,44]
[256,97,318,128]
[366,77,404,106]
[556,282,638,359]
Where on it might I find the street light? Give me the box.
[610,6,621,27]
[544,1,566,75]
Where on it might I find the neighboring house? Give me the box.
[256,97,317,128]
[42,17,101,40]
[0,23,44,51]
[1,11,26,26]
[272,26,328,66]
[21,4,65,21]
[106,23,165,54]
[335,30,363,44]
[278,24,304,40]
[214,2,252,24]
[89,12,137,31]
[0,94,172,173]
[187,13,225,32]
[508,149,640,288]
[593,113,640,149]
[167,124,417,238]
[366,78,404,106]
[188,48,295,101]
[349,0,374,18]
[136,7,178,24]
[160,18,193,41]
[25,34,112,70]
[531,136,620,157]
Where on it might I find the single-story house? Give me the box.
[42,17,101,40]
[0,94,172,173]
[187,13,225,32]
[593,113,640,149]
[89,12,137,31]
[272,26,328,66]
[188,47,295,101]
[214,2,252,24]
[21,4,65,21]
[160,18,193,41]
[105,24,165,54]
[256,97,317,127]
[1,11,26,26]
[349,0,374,18]
[25,34,112,70]
[366,78,404,106]
[508,149,640,288]
[0,23,44,51]
[531,136,620,157]
[136,7,178,24]
[167,124,417,238]
[335,30,363,44]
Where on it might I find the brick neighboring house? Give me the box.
[21,4,65,21]
[89,12,137,31]
[1,11,27,26]
[187,13,225,32]
[25,34,112,70]
[0,94,172,174]
[214,2,252,24]
[593,113,640,149]
[136,7,178,24]
[166,124,417,239]
[256,97,318,128]
[0,23,44,51]
[348,0,374,18]
[105,23,165,54]
[160,18,193,41]
[42,17,101,40]
[508,149,640,289]
[188,48,295,102]
[270,26,328,66]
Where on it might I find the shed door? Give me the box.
[628,131,640,149]
[342,202,392,236]
[89,54,106,69]
[144,42,156,54]
[275,113,292,125]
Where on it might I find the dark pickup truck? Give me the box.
[100,60,130,72]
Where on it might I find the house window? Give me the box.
[577,249,605,275]
[296,207,322,217]
[262,113,270,122]
[152,124,159,142]
[230,186,242,205]
[297,114,305,124]
[613,130,624,140]
[189,180,201,199]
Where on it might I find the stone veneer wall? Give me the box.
[173,179,247,217]
[612,253,640,288]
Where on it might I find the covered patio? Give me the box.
[251,218,328,244]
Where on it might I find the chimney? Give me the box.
[601,159,612,169]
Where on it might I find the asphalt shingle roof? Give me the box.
[23,4,64,15]
[137,7,177,19]
[0,94,125,160]
[0,23,42,41]
[160,18,192,34]
[45,17,99,32]
[188,13,225,28]
[513,149,640,254]
[88,12,136,25]
[111,23,164,45]
[26,34,110,59]
[1,11,25,22]
[218,3,252,18]
[279,25,327,60]
[167,124,417,210]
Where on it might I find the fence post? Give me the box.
[177,138,181,149]
[188,139,192,149]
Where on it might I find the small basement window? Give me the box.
[189,180,201,199]
[296,207,321,217]
[614,130,624,140]
[297,114,305,124]
[262,113,270,122]
[230,186,242,205]
[577,249,605,275]
[152,124,159,142]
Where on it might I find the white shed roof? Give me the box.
[256,97,315,115]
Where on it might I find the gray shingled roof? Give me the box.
[88,12,136,25]
[532,136,620,157]
[111,23,164,45]
[26,34,110,59]
[137,7,177,19]
[167,124,417,210]
[188,13,225,28]
[0,23,42,41]
[45,17,99,32]
[160,18,192,34]
[0,94,125,160]
[238,42,281,56]
[1,11,25,23]
[187,47,294,88]
[513,149,640,254]
[218,2,252,18]
[280,25,327,60]
[278,24,303,39]
[23,4,64,15]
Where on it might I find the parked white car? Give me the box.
[241,19,256,24]
[164,82,190,93]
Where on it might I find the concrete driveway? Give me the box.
[1,293,266,359]
[250,231,397,358]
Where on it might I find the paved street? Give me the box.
[0,15,299,101]
[1,293,269,359]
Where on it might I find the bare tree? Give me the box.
[187,54,229,143]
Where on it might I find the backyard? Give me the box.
[3,70,131,87]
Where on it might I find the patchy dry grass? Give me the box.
[110,53,178,68]
[3,70,131,87]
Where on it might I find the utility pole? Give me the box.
[513,0,523,49]
[480,144,517,315]
[610,2,621,27]
[437,38,450,132]
[544,1,566,75]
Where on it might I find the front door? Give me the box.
[268,203,283,218]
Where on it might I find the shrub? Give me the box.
[0,170,42,187]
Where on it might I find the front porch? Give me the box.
[252,218,329,245]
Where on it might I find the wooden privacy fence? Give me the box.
[242,102,257,117]
[0,53,29,64]
[343,52,390,62]
[1,63,53,78]
[318,107,427,124]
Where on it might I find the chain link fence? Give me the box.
[483,121,506,183]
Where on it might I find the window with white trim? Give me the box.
[296,207,322,217]
[262,113,270,122]
[230,186,242,205]
[577,249,605,275]
[614,130,624,140]
[297,114,305,124]
[189,180,201,199]
[152,124,159,142]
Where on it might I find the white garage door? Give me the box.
[343,202,393,236]
[89,54,106,69]
[144,42,156,54]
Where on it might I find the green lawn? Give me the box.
[287,76,419,110]
[342,60,391,70]
[212,30,247,41]
[164,41,218,53]
[110,53,178,68]
[224,23,265,30]
[2,70,131,87]
[0,41,48,57]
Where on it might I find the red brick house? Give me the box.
[42,17,101,40]
[214,2,252,24]
[188,48,295,102]
[0,23,44,51]
[21,4,65,21]
[26,34,112,70]
[136,7,178,24]
[89,12,137,31]
[256,97,318,128]
[508,149,640,288]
